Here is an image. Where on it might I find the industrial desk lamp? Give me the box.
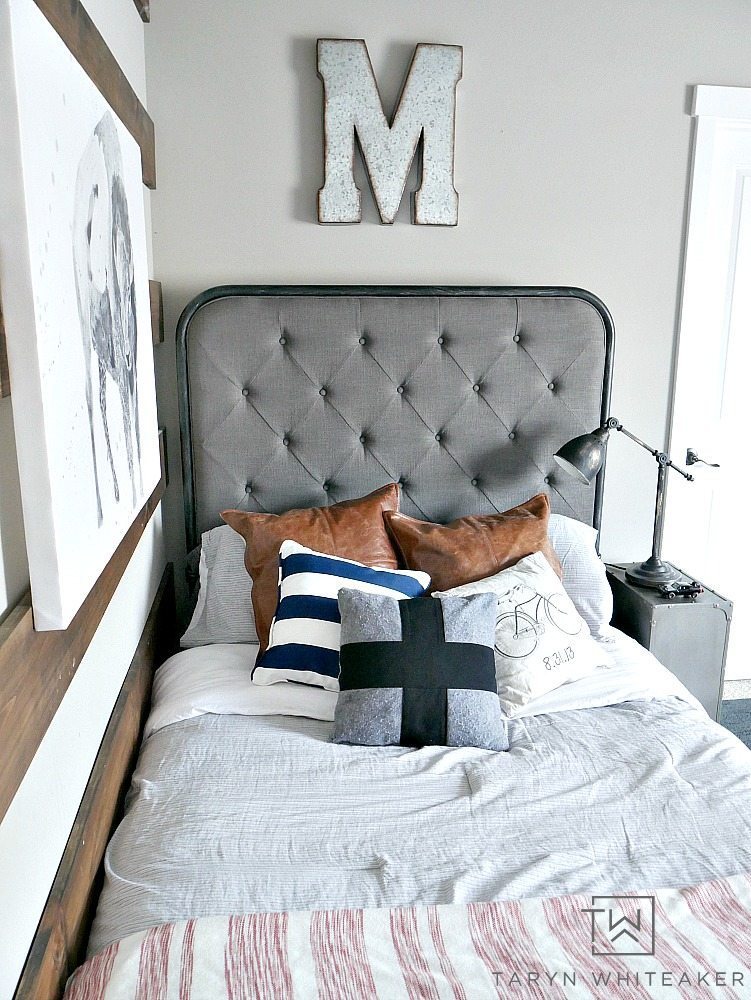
[554,416,700,589]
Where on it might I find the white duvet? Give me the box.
[145,627,702,739]
[89,629,751,957]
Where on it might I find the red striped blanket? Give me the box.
[65,873,751,999]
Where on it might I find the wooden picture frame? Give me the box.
[0,4,163,991]
[132,0,150,24]
[33,0,155,186]
[0,0,162,630]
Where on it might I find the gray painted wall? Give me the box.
[144,1,751,581]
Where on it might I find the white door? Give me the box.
[666,86,751,680]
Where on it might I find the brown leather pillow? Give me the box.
[383,493,561,593]
[222,483,401,652]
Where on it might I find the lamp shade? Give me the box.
[553,427,609,485]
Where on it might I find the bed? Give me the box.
[67,287,751,998]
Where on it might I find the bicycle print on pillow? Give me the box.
[435,551,608,715]
[494,584,582,659]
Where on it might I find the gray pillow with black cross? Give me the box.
[332,589,509,751]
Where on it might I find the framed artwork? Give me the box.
[0,0,160,629]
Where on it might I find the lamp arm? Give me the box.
[605,417,694,483]
[556,417,698,586]
[603,416,695,584]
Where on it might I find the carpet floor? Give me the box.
[721,698,751,750]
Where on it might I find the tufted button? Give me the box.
[279,336,287,346]
[544,476,551,485]
[319,387,327,396]
[241,387,250,396]
[397,385,405,394]
[398,477,406,487]
[508,431,516,440]
[472,383,480,392]
[435,432,442,442]
[471,478,478,487]
[245,482,252,494]
[513,333,521,343]
[282,437,290,447]
[437,336,445,346]
[547,382,555,391]
[322,482,330,492]
[358,336,366,346]
[359,434,366,444]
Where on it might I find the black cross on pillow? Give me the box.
[337,594,503,748]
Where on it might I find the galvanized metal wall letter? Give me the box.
[317,39,462,225]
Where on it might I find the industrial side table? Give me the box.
[607,564,732,721]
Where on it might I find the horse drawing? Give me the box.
[73,111,142,525]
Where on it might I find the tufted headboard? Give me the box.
[176,286,614,553]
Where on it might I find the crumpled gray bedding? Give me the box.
[89,686,751,956]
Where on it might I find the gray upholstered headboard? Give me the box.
[177,286,614,553]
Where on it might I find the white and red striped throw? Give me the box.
[65,872,751,999]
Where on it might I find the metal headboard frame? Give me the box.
[176,285,614,554]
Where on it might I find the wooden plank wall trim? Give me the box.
[149,280,164,344]
[0,302,10,398]
[133,0,150,23]
[14,564,176,1000]
[32,0,156,188]
[0,473,165,825]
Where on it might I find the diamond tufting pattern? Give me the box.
[181,291,610,548]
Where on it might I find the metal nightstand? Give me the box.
[607,564,732,721]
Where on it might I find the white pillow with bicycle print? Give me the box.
[436,551,607,716]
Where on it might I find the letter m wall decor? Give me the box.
[317,39,462,226]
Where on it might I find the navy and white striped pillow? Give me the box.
[252,540,430,691]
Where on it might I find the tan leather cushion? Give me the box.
[383,493,561,593]
[222,483,401,652]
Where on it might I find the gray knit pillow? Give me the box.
[332,591,508,751]
[181,525,258,647]
[548,513,613,638]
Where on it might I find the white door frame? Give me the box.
[665,85,751,584]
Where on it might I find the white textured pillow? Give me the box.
[146,644,337,739]
[436,551,607,716]
[181,525,258,647]
[548,513,613,638]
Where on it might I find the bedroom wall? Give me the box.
[0,2,165,996]
[144,0,751,585]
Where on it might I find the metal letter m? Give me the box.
[317,39,462,225]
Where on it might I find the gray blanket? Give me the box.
[89,693,751,956]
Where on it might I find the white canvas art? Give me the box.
[0,0,160,629]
